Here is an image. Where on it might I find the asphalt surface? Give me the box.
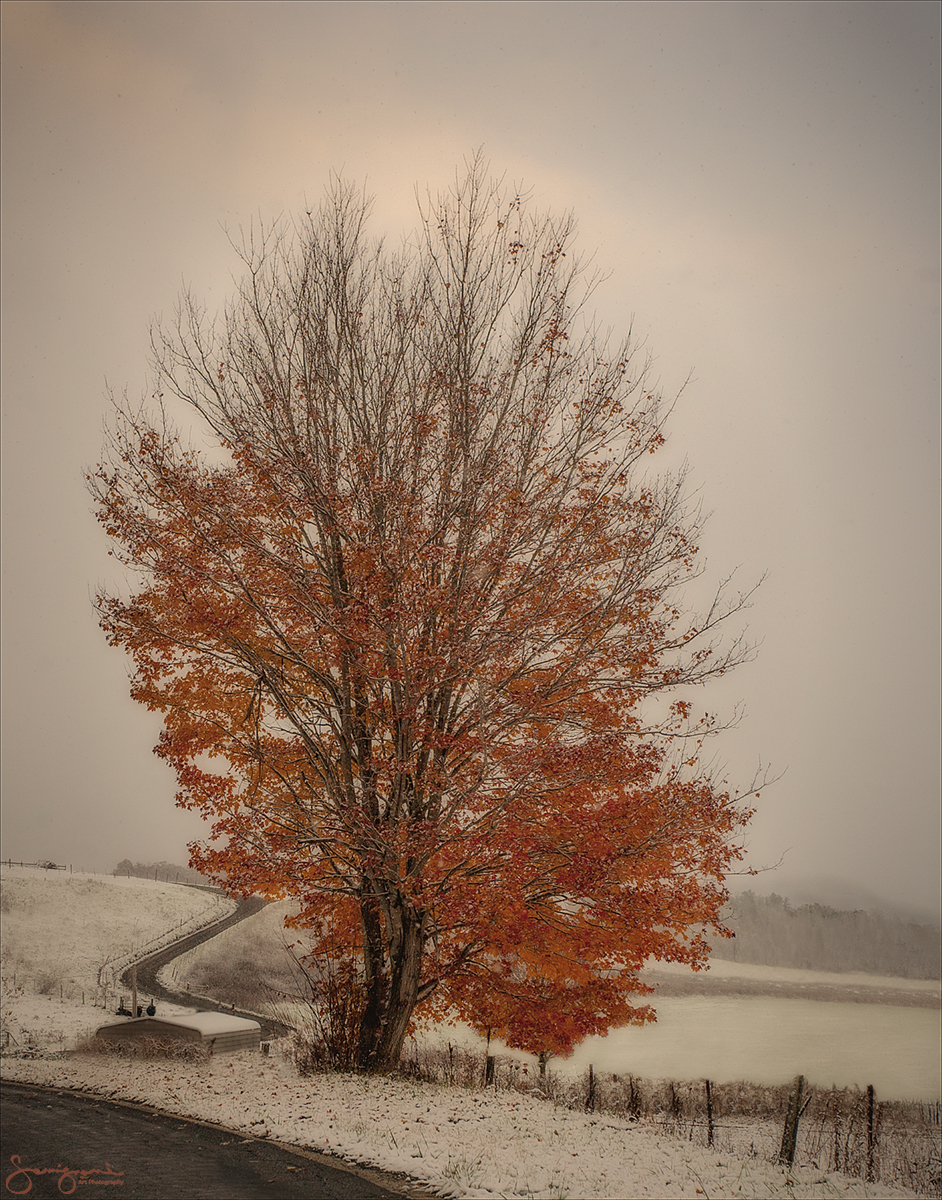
[1,1082,428,1199]
[119,894,293,1042]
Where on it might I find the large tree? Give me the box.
[90,162,760,1073]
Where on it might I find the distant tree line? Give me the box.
[113,859,209,886]
[711,891,941,979]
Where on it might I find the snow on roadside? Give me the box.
[1,1045,918,1199]
[1,866,231,995]
[1,866,233,1048]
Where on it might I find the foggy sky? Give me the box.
[2,1,939,920]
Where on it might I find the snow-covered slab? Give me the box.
[96,1012,260,1054]
[156,1012,261,1037]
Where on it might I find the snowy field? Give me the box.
[1,1048,923,1199]
[0,864,234,1003]
[2,866,938,1199]
[561,994,941,1102]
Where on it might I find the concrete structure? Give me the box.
[96,1011,261,1055]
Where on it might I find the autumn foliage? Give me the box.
[90,162,758,1072]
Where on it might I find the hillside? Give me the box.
[0,865,233,1003]
[712,891,941,979]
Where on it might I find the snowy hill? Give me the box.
[0,865,932,1198]
[0,864,234,999]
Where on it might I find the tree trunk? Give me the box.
[356,889,426,1073]
[356,892,387,1067]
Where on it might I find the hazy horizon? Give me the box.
[2,2,939,922]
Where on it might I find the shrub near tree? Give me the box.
[90,159,762,1073]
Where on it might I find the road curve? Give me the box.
[2,1081,431,1199]
[118,894,293,1041]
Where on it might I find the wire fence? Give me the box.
[389,1042,942,1198]
[96,892,236,995]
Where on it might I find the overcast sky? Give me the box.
[2,1,939,920]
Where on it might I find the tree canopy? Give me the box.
[90,161,760,1072]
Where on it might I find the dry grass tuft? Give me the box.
[77,1034,210,1063]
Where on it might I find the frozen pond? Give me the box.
[559,994,941,1101]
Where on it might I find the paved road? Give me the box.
[2,1083,427,1199]
[118,895,293,1041]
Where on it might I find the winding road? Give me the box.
[119,892,293,1041]
[4,893,434,1197]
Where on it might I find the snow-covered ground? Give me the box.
[0,864,234,1005]
[561,994,941,1102]
[1,1048,922,1199]
[1,866,935,1199]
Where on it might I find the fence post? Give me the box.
[627,1074,640,1120]
[705,1079,714,1147]
[866,1084,876,1182]
[586,1064,596,1112]
[779,1074,805,1168]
